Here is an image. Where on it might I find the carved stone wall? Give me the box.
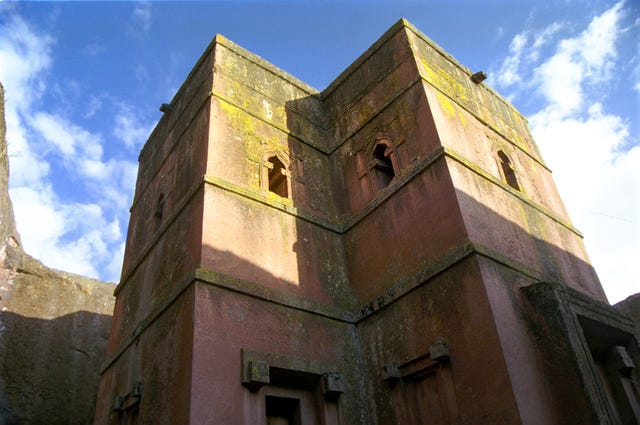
[96,20,640,425]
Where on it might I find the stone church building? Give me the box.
[93,19,640,424]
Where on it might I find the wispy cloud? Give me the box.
[0,14,53,188]
[132,1,152,37]
[114,103,153,150]
[0,14,52,110]
[84,95,104,118]
[496,33,527,88]
[494,1,638,303]
[535,3,621,116]
[9,184,121,278]
[30,112,103,159]
[495,22,564,94]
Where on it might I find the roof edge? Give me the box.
[321,18,410,98]
[214,34,321,96]
[401,20,528,122]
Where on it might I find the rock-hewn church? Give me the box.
[93,19,640,424]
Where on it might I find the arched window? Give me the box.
[267,156,289,198]
[371,142,395,189]
[497,150,520,191]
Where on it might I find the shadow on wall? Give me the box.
[0,310,112,425]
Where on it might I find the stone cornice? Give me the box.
[102,239,566,376]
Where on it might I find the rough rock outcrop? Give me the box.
[0,82,115,424]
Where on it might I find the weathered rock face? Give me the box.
[0,82,115,424]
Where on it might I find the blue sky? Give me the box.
[0,1,638,303]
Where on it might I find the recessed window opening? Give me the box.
[154,194,165,220]
[268,156,288,198]
[497,150,520,191]
[372,143,395,189]
[265,395,301,425]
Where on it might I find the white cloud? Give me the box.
[496,33,527,88]
[10,183,127,281]
[0,14,53,188]
[2,108,50,187]
[535,52,584,115]
[533,3,621,117]
[577,2,622,78]
[78,158,111,181]
[30,112,76,155]
[10,185,66,259]
[30,112,103,160]
[495,23,563,90]
[530,105,630,208]
[0,15,53,111]
[114,104,152,149]
[78,158,138,210]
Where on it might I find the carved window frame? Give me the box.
[261,151,291,200]
[241,348,343,425]
[368,134,398,191]
[357,133,400,201]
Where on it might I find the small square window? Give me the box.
[265,395,301,425]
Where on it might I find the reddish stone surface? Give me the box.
[95,19,639,425]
